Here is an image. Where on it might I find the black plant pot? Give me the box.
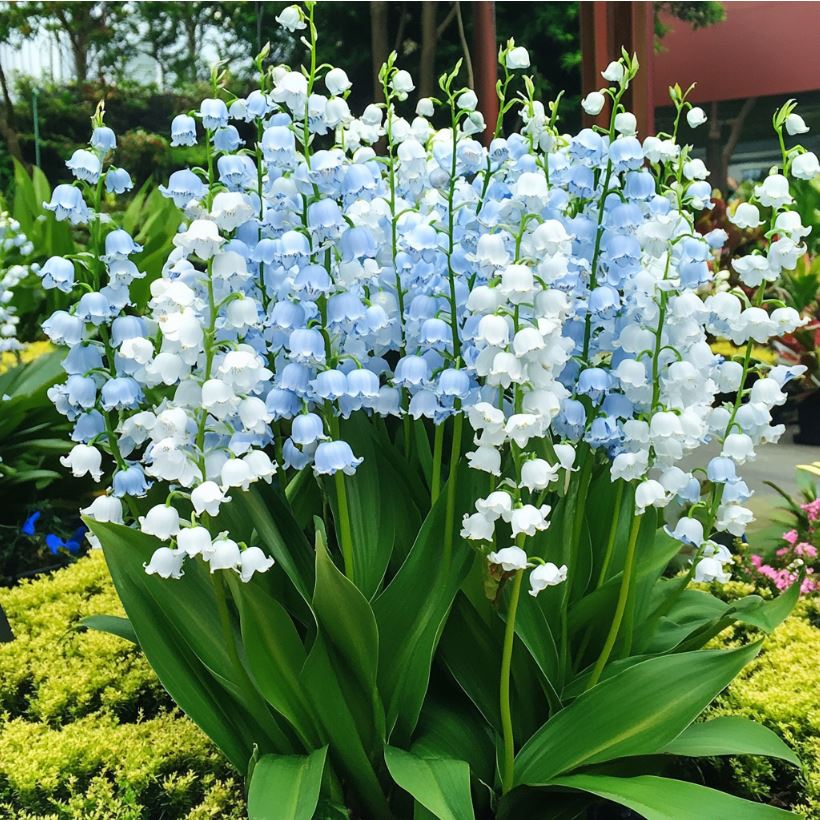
[794,390,820,445]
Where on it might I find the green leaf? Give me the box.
[374,459,477,742]
[515,643,761,785]
[299,531,391,819]
[247,747,327,820]
[313,528,381,723]
[325,415,396,597]
[412,696,495,788]
[300,634,392,819]
[729,577,801,631]
[89,519,291,771]
[546,773,795,819]
[228,575,320,748]
[384,746,475,820]
[227,484,314,600]
[661,716,800,766]
[76,614,137,644]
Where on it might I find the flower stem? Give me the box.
[431,421,444,505]
[442,411,463,569]
[596,480,625,587]
[500,565,524,794]
[586,513,642,691]
[333,468,355,582]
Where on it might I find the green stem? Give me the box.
[431,421,444,505]
[333,469,355,581]
[442,412,463,569]
[559,447,593,680]
[586,513,642,691]
[500,566,524,794]
[596,480,624,587]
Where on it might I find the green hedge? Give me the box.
[704,587,820,819]
[0,552,246,818]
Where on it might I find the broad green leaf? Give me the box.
[412,696,495,788]
[497,788,592,820]
[374,460,478,742]
[90,520,292,771]
[313,528,381,727]
[247,747,327,820]
[76,614,137,644]
[514,589,562,708]
[661,716,800,766]
[515,643,761,785]
[438,593,503,732]
[228,575,320,747]
[384,746,475,820]
[300,634,392,819]
[568,517,680,639]
[729,577,801,631]
[299,532,391,818]
[325,415,395,597]
[227,484,314,600]
[547,773,795,819]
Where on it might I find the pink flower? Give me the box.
[795,542,817,559]
[783,529,799,545]
[800,499,820,522]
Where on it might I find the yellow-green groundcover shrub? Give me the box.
[0,552,246,819]
[1,559,817,818]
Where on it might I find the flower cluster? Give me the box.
[0,212,36,353]
[40,4,817,592]
[739,492,819,596]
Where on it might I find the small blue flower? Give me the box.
[72,410,106,443]
[40,256,75,293]
[199,98,229,130]
[66,374,98,409]
[43,310,84,346]
[112,463,151,497]
[101,376,144,411]
[91,126,116,153]
[291,413,327,446]
[311,369,348,400]
[66,149,101,183]
[707,456,737,484]
[287,328,326,365]
[213,125,243,153]
[75,292,111,325]
[105,167,133,194]
[111,315,147,347]
[62,343,103,376]
[346,369,380,399]
[44,185,90,224]
[437,368,471,399]
[394,355,430,387]
[171,114,197,146]
[102,229,142,263]
[313,440,363,476]
[159,169,207,208]
[577,368,613,403]
[21,511,41,536]
[45,534,64,555]
[261,125,297,163]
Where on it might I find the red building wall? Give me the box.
[653,1,820,105]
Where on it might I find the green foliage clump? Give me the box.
[0,552,246,818]
[703,597,820,818]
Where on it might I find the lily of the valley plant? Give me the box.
[41,3,815,817]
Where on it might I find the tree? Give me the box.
[4,2,133,83]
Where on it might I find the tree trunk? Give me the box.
[0,59,23,163]
[370,1,389,103]
[418,1,438,99]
